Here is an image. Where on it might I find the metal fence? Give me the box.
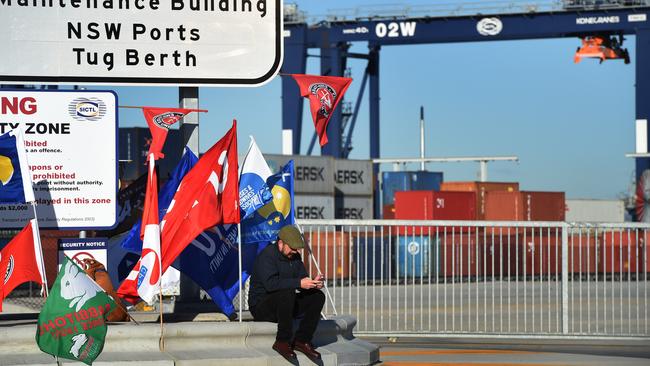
[4,219,648,338]
[298,219,650,337]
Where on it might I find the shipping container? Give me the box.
[395,235,439,279]
[394,190,476,235]
[265,154,334,194]
[395,191,476,220]
[294,194,334,219]
[565,199,625,222]
[440,233,482,278]
[519,232,562,276]
[568,233,599,277]
[484,191,565,222]
[383,204,395,219]
[482,233,520,277]
[440,181,519,219]
[334,159,374,196]
[302,230,351,281]
[380,171,443,206]
[352,231,391,280]
[335,194,374,219]
[601,230,643,275]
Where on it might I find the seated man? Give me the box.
[248,225,325,361]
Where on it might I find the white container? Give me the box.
[565,199,625,223]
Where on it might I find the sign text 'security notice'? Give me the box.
[0,90,117,229]
[0,0,282,86]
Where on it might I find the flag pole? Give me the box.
[29,207,49,297]
[237,223,243,322]
[159,288,164,351]
[149,153,165,351]
[15,127,49,297]
[304,241,337,317]
[295,224,337,317]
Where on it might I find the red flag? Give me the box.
[0,220,45,312]
[291,74,352,147]
[142,107,199,160]
[117,154,162,305]
[117,121,239,303]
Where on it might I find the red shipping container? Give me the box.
[516,233,599,277]
[484,191,566,222]
[303,231,351,281]
[567,233,599,277]
[383,204,395,219]
[394,191,476,235]
[600,231,643,275]
[440,233,482,277]
[441,181,519,219]
[482,233,521,277]
[519,234,562,276]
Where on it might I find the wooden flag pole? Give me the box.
[159,289,165,351]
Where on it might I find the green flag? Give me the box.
[35,257,118,365]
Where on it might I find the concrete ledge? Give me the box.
[0,316,379,366]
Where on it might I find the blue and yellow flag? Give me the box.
[241,160,295,244]
[0,131,32,204]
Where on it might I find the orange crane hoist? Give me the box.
[574,34,630,64]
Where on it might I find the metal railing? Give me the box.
[4,219,648,339]
[298,219,650,338]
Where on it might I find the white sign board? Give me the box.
[58,238,109,270]
[0,1,283,86]
[0,90,117,229]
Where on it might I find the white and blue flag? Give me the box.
[238,137,273,219]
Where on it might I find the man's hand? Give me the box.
[301,275,324,290]
[314,274,324,289]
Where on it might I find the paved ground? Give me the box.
[323,281,649,335]
[369,338,650,366]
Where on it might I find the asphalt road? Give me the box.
[323,280,649,336]
[368,337,650,366]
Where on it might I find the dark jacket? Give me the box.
[248,243,308,309]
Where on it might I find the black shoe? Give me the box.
[272,340,297,360]
[293,340,321,361]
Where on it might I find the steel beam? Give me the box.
[281,25,308,154]
[636,28,650,219]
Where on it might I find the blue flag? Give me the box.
[177,225,266,317]
[121,147,199,252]
[241,161,295,244]
[239,137,273,219]
[0,131,33,203]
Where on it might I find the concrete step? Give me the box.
[0,315,379,366]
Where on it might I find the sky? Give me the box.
[90,1,637,201]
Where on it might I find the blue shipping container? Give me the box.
[396,236,440,278]
[354,233,390,280]
[381,171,443,206]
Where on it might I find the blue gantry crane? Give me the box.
[280,0,650,193]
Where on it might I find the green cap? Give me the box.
[278,225,305,250]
